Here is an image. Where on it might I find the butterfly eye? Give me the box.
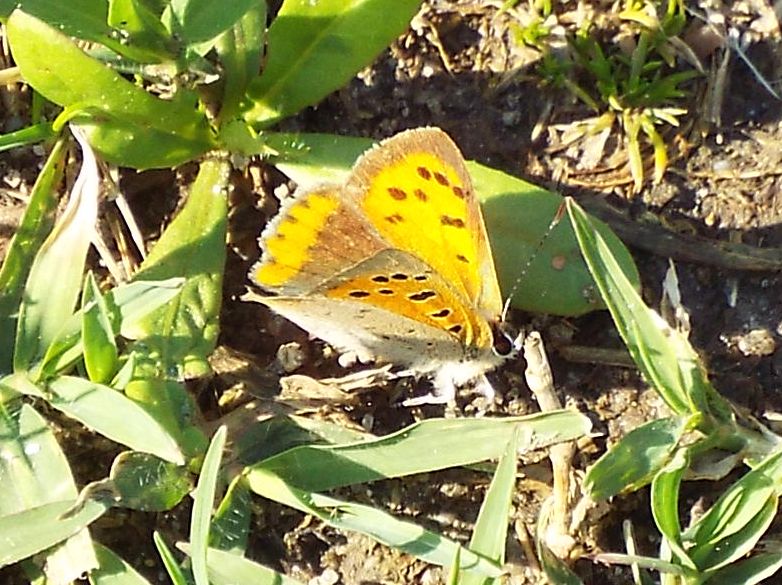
[491,322,521,358]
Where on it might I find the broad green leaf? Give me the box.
[461,427,519,584]
[14,128,98,372]
[47,376,185,464]
[264,131,638,316]
[116,160,226,457]
[250,411,590,491]
[82,272,119,384]
[114,278,186,339]
[247,469,504,577]
[0,498,107,568]
[0,402,76,515]
[210,476,252,554]
[0,402,102,577]
[0,136,66,371]
[585,416,689,501]
[706,552,782,585]
[130,158,229,379]
[171,0,256,44]
[8,10,214,168]
[106,451,191,511]
[191,426,227,585]
[215,0,266,121]
[107,0,174,60]
[6,0,172,62]
[178,544,306,585]
[245,0,423,126]
[472,163,637,316]
[123,376,206,461]
[264,131,374,183]
[90,542,156,585]
[71,108,213,170]
[567,198,731,419]
[117,160,226,459]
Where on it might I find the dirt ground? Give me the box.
[3,1,782,584]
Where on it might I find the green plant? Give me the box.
[518,0,697,191]
[566,198,782,584]
[0,1,641,582]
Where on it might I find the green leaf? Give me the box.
[107,0,174,61]
[264,131,639,316]
[215,0,266,121]
[107,451,191,511]
[245,0,423,126]
[14,128,98,372]
[178,544,306,585]
[650,448,694,569]
[115,161,225,457]
[0,402,103,576]
[82,272,120,384]
[130,158,229,379]
[0,137,66,371]
[210,476,252,554]
[250,411,590,492]
[264,131,375,184]
[47,375,185,464]
[7,10,214,168]
[694,496,777,572]
[232,414,368,466]
[567,198,731,419]
[246,468,504,577]
[584,416,689,501]
[154,532,190,585]
[461,427,519,584]
[705,552,782,585]
[0,401,77,516]
[39,278,184,377]
[191,426,227,585]
[471,162,637,316]
[0,498,107,568]
[170,0,256,44]
[90,542,156,585]
[686,449,782,571]
[7,0,172,62]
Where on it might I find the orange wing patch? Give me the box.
[252,189,340,288]
[348,129,501,317]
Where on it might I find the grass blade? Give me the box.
[191,426,227,585]
[250,411,591,491]
[246,468,504,577]
[0,136,66,371]
[14,127,98,372]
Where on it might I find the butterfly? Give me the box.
[246,127,513,403]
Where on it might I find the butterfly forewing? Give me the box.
[252,186,386,294]
[348,128,502,319]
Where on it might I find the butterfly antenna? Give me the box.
[500,199,568,323]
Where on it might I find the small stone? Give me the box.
[736,328,776,357]
[276,342,304,372]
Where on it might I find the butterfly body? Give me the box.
[249,128,506,401]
